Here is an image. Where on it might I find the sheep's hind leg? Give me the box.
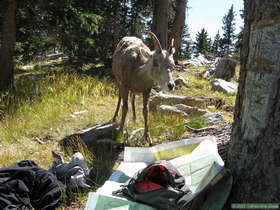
[119,89,129,135]
[143,89,152,145]
[112,91,121,122]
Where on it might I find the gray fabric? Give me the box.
[49,152,91,190]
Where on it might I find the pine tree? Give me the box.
[212,30,222,57]
[235,9,244,54]
[180,24,192,59]
[221,4,236,56]
[194,28,210,56]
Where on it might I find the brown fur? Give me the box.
[112,32,175,144]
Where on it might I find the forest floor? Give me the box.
[0,58,238,209]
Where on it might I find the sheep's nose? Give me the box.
[168,82,175,91]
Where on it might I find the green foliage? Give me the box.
[221,4,236,56]
[181,25,192,59]
[211,30,223,57]
[186,116,210,129]
[15,0,102,63]
[194,28,211,56]
[39,0,101,61]
[128,0,153,37]
[235,9,244,54]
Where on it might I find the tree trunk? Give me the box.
[171,0,186,64]
[227,0,280,203]
[151,0,169,49]
[0,0,17,91]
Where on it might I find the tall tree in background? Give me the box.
[0,0,182,73]
[12,0,102,64]
[235,9,244,55]
[95,0,129,65]
[211,30,222,57]
[129,0,152,37]
[228,0,280,202]
[194,28,210,56]
[0,0,17,91]
[181,24,192,59]
[221,4,236,56]
[170,0,187,64]
[151,0,169,49]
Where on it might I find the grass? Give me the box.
[175,73,236,107]
[0,59,238,208]
[0,63,117,167]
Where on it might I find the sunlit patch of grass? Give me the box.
[0,68,117,168]
[185,115,210,129]
[174,72,237,109]
[149,113,187,144]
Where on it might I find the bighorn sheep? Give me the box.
[112,31,175,143]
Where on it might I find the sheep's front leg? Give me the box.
[112,91,121,122]
[119,88,129,135]
[143,89,151,145]
[131,93,136,122]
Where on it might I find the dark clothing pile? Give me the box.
[0,160,62,210]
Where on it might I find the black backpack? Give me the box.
[114,160,193,210]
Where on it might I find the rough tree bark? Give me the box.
[171,0,186,64]
[227,0,280,203]
[151,0,169,49]
[0,0,17,91]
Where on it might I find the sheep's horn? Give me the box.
[146,31,163,53]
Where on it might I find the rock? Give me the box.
[203,112,227,125]
[174,76,188,88]
[182,54,211,67]
[80,123,118,147]
[150,93,207,111]
[159,104,208,117]
[210,79,237,94]
[202,65,216,78]
[215,58,238,81]
[175,104,208,116]
[159,105,188,117]
[202,58,220,78]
